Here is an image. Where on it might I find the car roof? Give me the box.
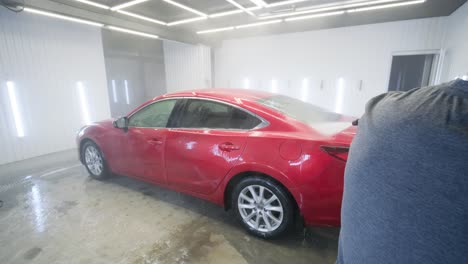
[157,88,274,103]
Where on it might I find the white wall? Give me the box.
[102,30,166,118]
[0,9,110,165]
[215,17,447,116]
[442,2,468,81]
[163,40,212,93]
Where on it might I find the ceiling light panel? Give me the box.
[163,0,208,17]
[73,0,109,9]
[110,0,150,11]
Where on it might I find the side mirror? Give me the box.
[113,117,128,130]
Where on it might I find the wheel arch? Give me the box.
[79,138,105,163]
[223,171,302,216]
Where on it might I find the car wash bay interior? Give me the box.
[1,0,468,263]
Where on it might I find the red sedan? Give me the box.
[77,89,355,238]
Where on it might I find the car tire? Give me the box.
[232,176,294,239]
[81,141,110,180]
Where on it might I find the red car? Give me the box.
[77,89,355,238]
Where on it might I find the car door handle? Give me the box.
[219,143,240,151]
[147,138,163,145]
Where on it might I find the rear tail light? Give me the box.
[320,145,350,162]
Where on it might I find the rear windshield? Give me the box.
[257,95,341,124]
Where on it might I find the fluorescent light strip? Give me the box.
[285,11,345,21]
[249,0,267,7]
[235,19,283,29]
[225,0,256,16]
[107,26,159,39]
[6,81,25,138]
[124,80,130,104]
[77,82,91,125]
[266,0,311,8]
[209,6,261,18]
[117,10,166,25]
[73,0,109,9]
[167,16,207,26]
[271,79,278,93]
[163,0,207,17]
[111,80,118,103]
[110,0,149,11]
[301,78,308,102]
[169,6,261,26]
[335,78,344,113]
[260,0,402,20]
[24,7,103,27]
[244,78,250,89]
[197,27,234,34]
[348,0,425,12]
[209,9,243,18]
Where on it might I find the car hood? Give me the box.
[93,119,114,128]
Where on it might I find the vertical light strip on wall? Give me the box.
[244,78,250,89]
[6,81,25,138]
[271,79,278,93]
[124,80,130,104]
[77,81,91,125]
[335,77,344,114]
[111,80,118,103]
[301,78,309,102]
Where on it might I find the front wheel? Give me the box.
[232,176,294,239]
[82,141,110,180]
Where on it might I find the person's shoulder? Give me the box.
[366,81,454,112]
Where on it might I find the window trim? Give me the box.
[127,98,180,129]
[172,97,269,131]
[127,96,269,131]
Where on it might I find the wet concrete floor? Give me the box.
[0,149,339,264]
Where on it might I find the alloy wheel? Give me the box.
[84,145,103,176]
[237,185,284,233]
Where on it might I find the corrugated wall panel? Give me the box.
[442,2,468,81]
[214,17,447,117]
[163,40,211,93]
[0,9,110,165]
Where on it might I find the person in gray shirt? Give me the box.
[337,78,468,264]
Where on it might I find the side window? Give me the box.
[128,99,177,128]
[176,99,262,129]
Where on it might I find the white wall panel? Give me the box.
[215,17,447,116]
[163,40,212,93]
[0,9,110,165]
[442,2,468,81]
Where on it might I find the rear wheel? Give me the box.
[232,176,294,239]
[82,141,110,180]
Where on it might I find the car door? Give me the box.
[165,98,264,195]
[118,99,179,184]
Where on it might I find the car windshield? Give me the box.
[257,95,341,124]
